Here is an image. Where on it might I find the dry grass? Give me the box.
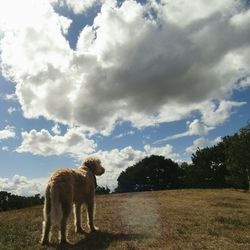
[0,189,249,249]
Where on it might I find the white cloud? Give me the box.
[200,100,246,126]
[155,119,213,143]
[187,119,213,135]
[154,99,246,144]
[0,125,16,140]
[160,0,232,27]
[230,8,250,27]
[185,137,222,153]
[51,123,61,135]
[144,144,180,159]
[58,15,72,35]
[7,106,16,114]
[113,130,135,139]
[16,127,97,158]
[3,93,18,101]
[0,175,48,196]
[0,0,249,134]
[238,76,250,88]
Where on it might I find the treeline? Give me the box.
[96,185,110,195]
[0,185,110,212]
[115,123,250,193]
[0,191,44,211]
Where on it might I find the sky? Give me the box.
[0,0,250,195]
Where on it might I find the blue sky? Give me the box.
[0,0,250,195]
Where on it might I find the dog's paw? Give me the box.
[40,237,49,246]
[40,239,49,245]
[90,226,99,233]
[75,227,86,234]
[59,239,72,246]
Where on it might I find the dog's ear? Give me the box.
[84,160,95,169]
[83,157,98,172]
[83,157,105,176]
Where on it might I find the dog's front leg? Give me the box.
[74,203,85,233]
[87,198,99,232]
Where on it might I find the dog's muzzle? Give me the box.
[101,167,105,175]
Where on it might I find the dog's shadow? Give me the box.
[53,231,147,250]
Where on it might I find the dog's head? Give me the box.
[82,157,105,176]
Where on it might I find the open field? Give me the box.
[0,189,249,250]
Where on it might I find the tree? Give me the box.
[0,191,44,211]
[190,143,229,188]
[96,186,110,195]
[116,155,182,192]
[224,123,250,190]
[0,191,11,211]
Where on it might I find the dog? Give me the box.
[40,156,105,245]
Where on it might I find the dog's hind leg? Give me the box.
[87,198,99,233]
[59,201,71,244]
[74,203,85,233]
[40,185,52,245]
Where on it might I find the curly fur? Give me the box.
[40,157,105,245]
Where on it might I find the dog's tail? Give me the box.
[43,184,51,220]
[50,183,62,227]
[41,185,52,243]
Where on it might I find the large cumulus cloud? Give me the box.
[16,127,97,158]
[0,0,250,134]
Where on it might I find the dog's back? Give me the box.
[44,168,94,225]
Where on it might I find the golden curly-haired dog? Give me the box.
[40,156,105,245]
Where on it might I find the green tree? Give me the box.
[224,123,250,190]
[116,155,182,192]
[190,143,229,188]
[0,191,44,211]
[0,191,11,211]
[96,186,110,195]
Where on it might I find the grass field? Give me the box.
[0,189,249,250]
